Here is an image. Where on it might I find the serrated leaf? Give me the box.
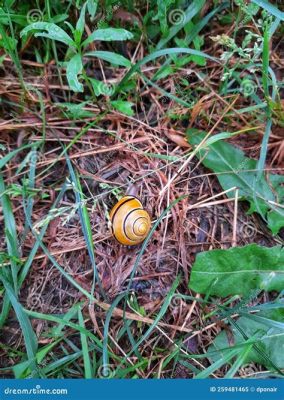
[82,28,133,47]
[189,244,284,296]
[111,100,134,116]
[210,310,284,369]
[187,129,284,234]
[20,22,75,47]
[85,51,131,67]
[56,102,93,119]
[66,54,83,92]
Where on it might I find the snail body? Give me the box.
[110,196,151,245]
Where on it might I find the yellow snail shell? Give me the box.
[110,196,151,245]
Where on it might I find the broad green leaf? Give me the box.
[85,51,131,67]
[87,0,98,19]
[111,100,134,116]
[268,210,284,236]
[66,54,83,92]
[265,175,284,235]
[187,129,284,234]
[76,2,87,39]
[189,244,284,296]
[82,28,133,47]
[20,22,75,47]
[243,313,284,331]
[210,310,284,369]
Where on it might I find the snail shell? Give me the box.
[110,196,151,245]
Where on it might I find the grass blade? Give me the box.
[224,344,254,378]
[0,143,34,170]
[0,174,20,292]
[126,195,186,295]
[65,155,106,300]
[156,0,206,49]
[194,348,240,379]
[116,275,181,372]
[0,273,38,376]
[252,0,284,20]
[78,307,93,378]
[116,48,218,93]
[103,292,126,376]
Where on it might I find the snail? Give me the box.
[109,195,151,245]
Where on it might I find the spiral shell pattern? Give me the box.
[110,196,151,245]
